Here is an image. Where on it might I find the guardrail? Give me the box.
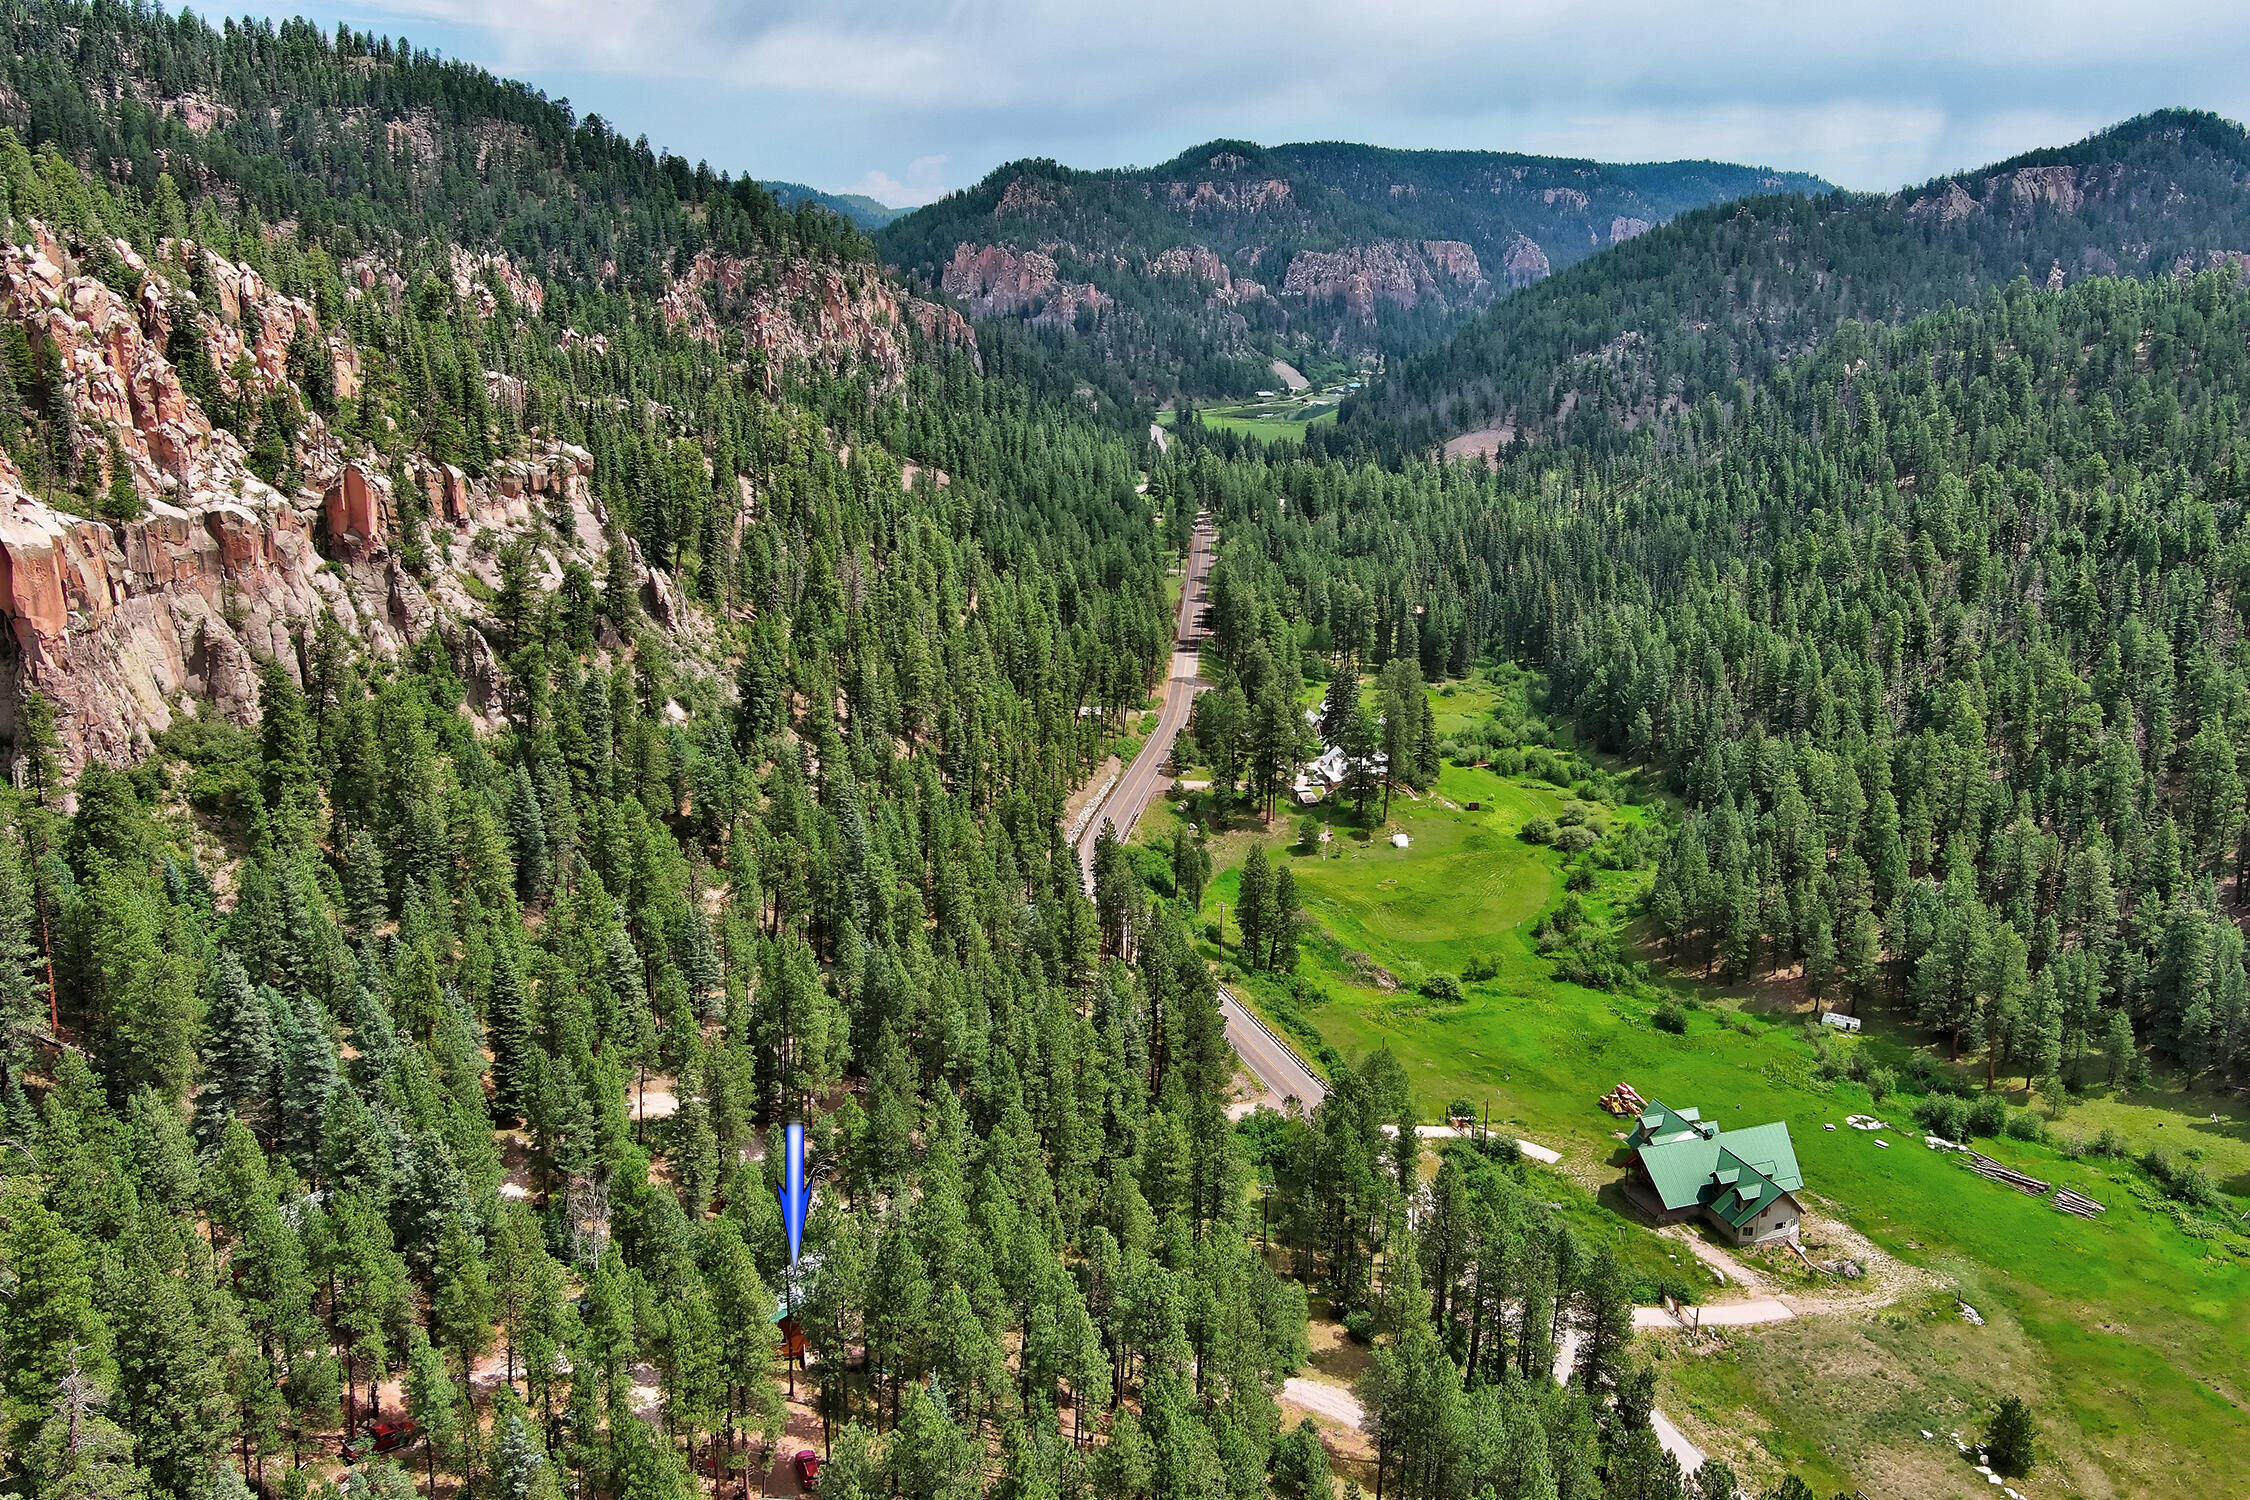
[1217,984,1328,1100]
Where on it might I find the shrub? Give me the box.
[2138,1149,2224,1210]
[1965,1095,2007,1138]
[1913,1093,1969,1141]
[1521,816,1557,844]
[1862,1065,1897,1103]
[2003,1109,2045,1142]
[1419,973,1465,1003]
[1462,953,1500,982]
[1652,1001,1688,1034]
[1553,824,1600,854]
[1342,1308,1375,1345]
[1564,861,1598,891]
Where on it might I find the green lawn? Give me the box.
[1163,679,2250,1497]
[1158,401,1339,444]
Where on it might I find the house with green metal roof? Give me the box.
[1623,1100,1804,1246]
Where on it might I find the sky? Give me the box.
[282,1,2250,208]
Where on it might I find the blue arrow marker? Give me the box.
[775,1119,812,1267]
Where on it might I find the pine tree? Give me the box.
[109,1223,232,1499]
[0,1199,111,1434]
[258,659,319,828]
[1269,867,1300,974]
[403,1329,462,1497]
[25,1355,149,1500]
[278,992,339,1171]
[433,1219,495,1382]
[1236,845,1273,968]
[196,950,276,1146]
[506,764,550,902]
[487,949,533,1125]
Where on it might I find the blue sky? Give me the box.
[285,2,2250,206]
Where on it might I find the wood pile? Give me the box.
[1964,1151,2051,1196]
[2053,1186,2107,1218]
[1599,1081,1649,1116]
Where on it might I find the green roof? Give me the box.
[1633,1101,1803,1219]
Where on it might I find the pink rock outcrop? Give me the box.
[1501,234,1552,288]
[667,250,975,387]
[1281,241,1487,317]
[940,243,1108,327]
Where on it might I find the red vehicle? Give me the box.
[793,1449,821,1491]
[342,1419,419,1462]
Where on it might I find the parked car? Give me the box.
[793,1449,821,1490]
[342,1419,418,1462]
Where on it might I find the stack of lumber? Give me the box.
[2053,1187,2107,1218]
[1599,1082,1648,1116]
[1964,1151,2051,1196]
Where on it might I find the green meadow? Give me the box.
[1143,676,2250,1498]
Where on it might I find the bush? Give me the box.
[1521,816,1557,845]
[2139,1148,2224,1210]
[1965,1095,2007,1138]
[1863,1065,1897,1103]
[1419,973,1465,1003]
[1203,921,1223,944]
[1564,861,1598,892]
[1553,824,1601,854]
[1652,1001,1688,1034]
[1342,1308,1375,1345]
[1462,953,1500,982]
[1913,1093,1969,1141]
[2003,1109,2045,1142]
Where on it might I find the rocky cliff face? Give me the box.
[1501,234,1552,288]
[1147,245,1269,306]
[0,221,691,772]
[940,243,1111,326]
[1280,239,1486,317]
[663,249,976,387]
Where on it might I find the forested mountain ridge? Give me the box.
[759,181,903,230]
[1328,108,2250,461]
[878,139,1825,402]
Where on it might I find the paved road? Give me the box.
[1220,985,1329,1111]
[1065,515,1331,1114]
[1075,517,1215,886]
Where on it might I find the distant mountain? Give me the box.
[879,140,1828,401]
[761,180,905,230]
[1331,109,2250,461]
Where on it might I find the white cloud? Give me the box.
[844,154,948,207]
[309,1,2250,193]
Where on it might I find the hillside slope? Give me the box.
[880,138,1827,400]
[1332,108,2250,460]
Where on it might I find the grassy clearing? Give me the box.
[1157,399,1339,444]
[1147,673,2250,1497]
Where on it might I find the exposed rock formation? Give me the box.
[664,249,974,387]
[1148,245,1269,306]
[1501,234,1552,289]
[1609,217,1654,244]
[0,220,690,770]
[1281,240,1486,317]
[449,245,546,318]
[1165,178,1292,214]
[941,243,1108,326]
